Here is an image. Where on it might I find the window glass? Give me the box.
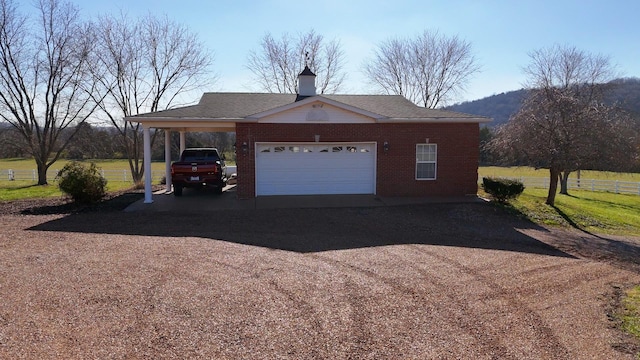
[274,146,285,152]
[416,163,436,179]
[289,146,300,153]
[332,146,343,153]
[182,150,220,162]
[347,146,357,153]
[416,144,437,180]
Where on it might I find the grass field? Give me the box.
[0,159,163,201]
[0,158,167,172]
[0,180,139,201]
[476,166,640,236]
[501,188,640,236]
[480,166,640,182]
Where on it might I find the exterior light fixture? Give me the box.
[383,141,390,153]
[241,142,249,153]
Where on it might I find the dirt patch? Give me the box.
[1,196,640,358]
[604,284,640,357]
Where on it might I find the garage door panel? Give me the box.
[256,143,375,196]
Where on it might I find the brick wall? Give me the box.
[235,123,479,199]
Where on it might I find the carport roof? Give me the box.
[127,93,491,123]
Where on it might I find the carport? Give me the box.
[128,116,238,204]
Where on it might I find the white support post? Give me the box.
[165,130,172,193]
[143,125,153,204]
[179,131,186,155]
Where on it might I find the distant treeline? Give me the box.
[0,123,235,161]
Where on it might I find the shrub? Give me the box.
[57,162,107,204]
[482,177,525,203]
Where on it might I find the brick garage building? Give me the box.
[128,68,490,203]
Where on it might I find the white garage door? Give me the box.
[256,143,376,196]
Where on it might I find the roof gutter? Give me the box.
[377,117,492,124]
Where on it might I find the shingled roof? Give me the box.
[128,93,490,123]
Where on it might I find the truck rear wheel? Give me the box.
[215,180,225,194]
[174,184,183,196]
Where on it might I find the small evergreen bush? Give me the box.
[57,162,108,204]
[482,177,525,203]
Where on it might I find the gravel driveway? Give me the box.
[1,198,640,359]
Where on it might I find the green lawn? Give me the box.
[0,180,139,201]
[480,166,640,182]
[0,159,165,200]
[502,188,640,236]
[620,286,640,338]
[479,166,640,236]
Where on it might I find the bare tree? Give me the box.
[365,30,480,108]
[0,122,27,157]
[92,13,213,185]
[489,45,637,206]
[247,29,346,94]
[0,0,97,184]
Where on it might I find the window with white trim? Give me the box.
[416,144,437,180]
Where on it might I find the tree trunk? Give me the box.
[559,170,571,195]
[128,157,144,186]
[36,161,49,185]
[546,168,560,206]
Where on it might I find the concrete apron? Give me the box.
[124,185,481,212]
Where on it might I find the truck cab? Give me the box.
[170,148,227,196]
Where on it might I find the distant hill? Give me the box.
[445,89,527,127]
[445,77,640,127]
[606,77,640,115]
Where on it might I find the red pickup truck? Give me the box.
[170,148,227,196]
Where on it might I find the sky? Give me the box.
[20,0,640,104]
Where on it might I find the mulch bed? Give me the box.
[0,187,157,216]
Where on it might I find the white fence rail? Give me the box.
[0,166,238,183]
[0,169,166,183]
[495,177,640,196]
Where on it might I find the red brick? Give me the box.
[235,123,479,199]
